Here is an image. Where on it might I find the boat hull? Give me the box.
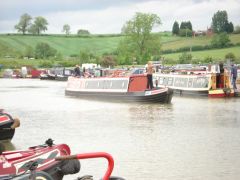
[65,88,173,103]
[172,89,209,97]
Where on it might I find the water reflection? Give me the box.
[0,79,240,180]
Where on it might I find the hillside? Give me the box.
[163,46,240,61]
[0,33,240,60]
[0,34,122,56]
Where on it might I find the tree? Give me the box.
[77,29,90,35]
[120,12,161,64]
[62,24,70,35]
[226,22,234,33]
[14,13,32,35]
[211,10,230,33]
[172,21,180,35]
[29,16,48,35]
[180,21,192,31]
[211,32,230,48]
[35,43,57,59]
[100,55,117,67]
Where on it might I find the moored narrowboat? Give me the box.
[153,65,235,98]
[65,75,173,103]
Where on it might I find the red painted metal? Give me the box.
[128,75,148,92]
[0,144,71,175]
[76,152,114,180]
[56,152,114,180]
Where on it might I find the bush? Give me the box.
[178,52,192,64]
[58,60,78,67]
[35,43,57,59]
[179,29,192,37]
[77,29,90,36]
[204,56,213,63]
[225,52,236,61]
[100,55,117,67]
[38,60,54,68]
[211,32,231,48]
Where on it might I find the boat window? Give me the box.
[188,78,193,88]
[111,80,128,89]
[192,77,209,88]
[167,77,174,86]
[163,77,168,85]
[99,80,128,90]
[174,77,188,87]
[158,77,164,85]
[85,80,103,89]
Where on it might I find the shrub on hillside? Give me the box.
[225,52,236,61]
[58,60,78,67]
[204,56,213,63]
[211,32,231,48]
[179,52,192,64]
[35,42,57,59]
[38,60,53,68]
[100,55,117,67]
[77,29,90,36]
[179,29,193,37]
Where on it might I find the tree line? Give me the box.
[15,13,90,36]
[172,10,234,36]
[8,10,240,67]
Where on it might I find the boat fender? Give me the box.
[59,159,81,175]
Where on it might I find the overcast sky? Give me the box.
[0,0,239,34]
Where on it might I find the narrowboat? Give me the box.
[65,74,173,103]
[0,111,20,141]
[153,65,235,98]
[0,139,125,180]
[40,67,73,81]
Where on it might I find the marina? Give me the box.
[0,78,240,180]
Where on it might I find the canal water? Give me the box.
[0,78,240,180]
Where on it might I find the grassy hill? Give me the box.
[163,46,240,61]
[0,33,240,61]
[161,34,240,50]
[0,34,122,56]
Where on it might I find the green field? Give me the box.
[0,34,123,56]
[0,33,240,60]
[163,46,240,61]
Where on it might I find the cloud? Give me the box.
[0,0,239,34]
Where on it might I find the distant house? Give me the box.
[206,28,213,36]
[192,28,213,37]
[193,30,205,37]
